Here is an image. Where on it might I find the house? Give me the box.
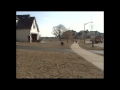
[88,31,100,36]
[76,30,85,39]
[88,31,104,39]
[16,14,40,42]
[99,33,104,38]
[76,30,104,39]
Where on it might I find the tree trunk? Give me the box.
[67,37,68,43]
[92,41,94,47]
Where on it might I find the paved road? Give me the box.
[16,45,74,53]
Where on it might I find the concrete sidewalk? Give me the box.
[70,43,104,70]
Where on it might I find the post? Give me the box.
[84,21,92,44]
[84,23,85,44]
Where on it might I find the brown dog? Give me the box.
[61,42,64,46]
[75,41,77,43]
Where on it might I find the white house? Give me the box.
[16,14,40,42]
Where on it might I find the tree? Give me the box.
[62,30,74,43]
[91,36,95,47]
[85,30,89,39]
[52,24,67,41]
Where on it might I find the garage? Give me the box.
[31,34,37,42]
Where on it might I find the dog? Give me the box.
[61,42,64,46]
[75,41,77,43]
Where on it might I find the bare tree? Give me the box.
[52,24,67,41]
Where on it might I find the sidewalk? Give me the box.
[70,42,104,70]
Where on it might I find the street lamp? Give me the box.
[84,21,93,44]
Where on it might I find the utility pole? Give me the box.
[84,22,93,44]
[90,15,95,47]
[84,23,85,44]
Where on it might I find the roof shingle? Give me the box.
[16,15,35,29]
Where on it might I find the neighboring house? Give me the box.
[76,30,104,39]
[99,33,104,38]
[76,30,85,39]
[88,31,104,39]
[16,14,40,42]
[88,31,100,36]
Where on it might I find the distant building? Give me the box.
[76,31,84,39]
[76,30,104,39]
[99,33,104,38]
[88,30,100,36]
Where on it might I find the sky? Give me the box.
[16,11,104,37]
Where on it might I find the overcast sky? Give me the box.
[16,11,104,37]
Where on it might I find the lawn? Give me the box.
[16,39,75,49]
[78,40,104,50]
[78,40,104,56]
[16,49,104,79]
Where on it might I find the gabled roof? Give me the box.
[16,15,39,32]
[34,18,39,32]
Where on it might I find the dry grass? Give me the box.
[17,43,72,49]
[16,49,104,79]
[16,39,75,49]
[96,54,104,56]
[78,40,104,50]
